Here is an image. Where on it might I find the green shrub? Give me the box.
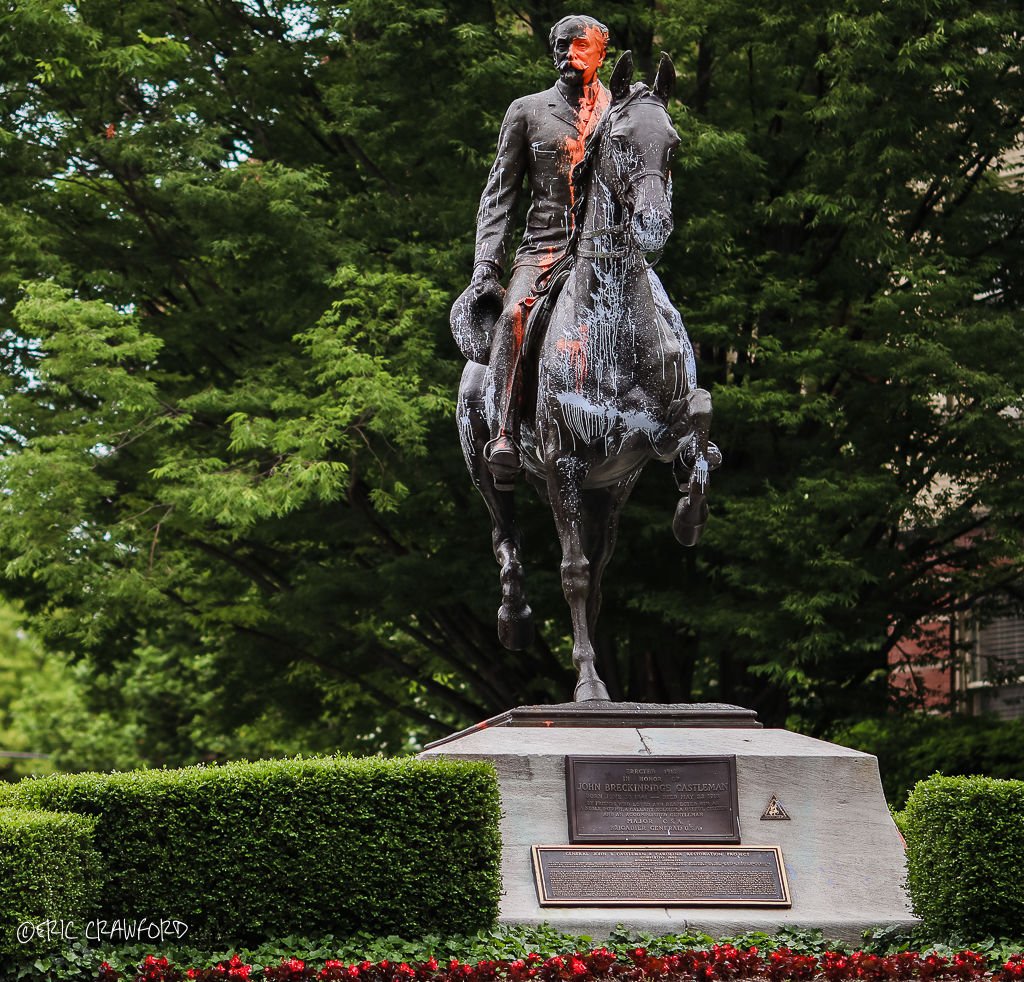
[831,715,1024,807]
[0,755,501,947]
[900,774,1024,937]
[0,807,101,957]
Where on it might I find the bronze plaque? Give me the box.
[566,755,739,843]
[532,844,791,907]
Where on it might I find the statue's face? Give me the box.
[552,23,606,86]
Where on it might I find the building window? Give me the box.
[965,616,1024,719]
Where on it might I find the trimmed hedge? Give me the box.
[0,806,101,957]
[901,774,1024,937]
[0,755,501,946]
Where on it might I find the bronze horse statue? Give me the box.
[456,52,719,701]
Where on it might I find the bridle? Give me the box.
[577,96,673,263]
[532,89,672,291]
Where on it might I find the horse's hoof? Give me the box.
[673,498,709,547]
[682,440,723,471]
[498,603,534,650]
[674,521,706,547]
[574,678,611,702]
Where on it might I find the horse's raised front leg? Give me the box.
[670,388,720,547]
[546,452,611,702]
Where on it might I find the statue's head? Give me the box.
[549,14,609,86]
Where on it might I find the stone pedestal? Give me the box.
[419,704,917,942]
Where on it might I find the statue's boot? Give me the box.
[485,434,521,491]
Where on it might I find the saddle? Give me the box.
[521,264,571,359]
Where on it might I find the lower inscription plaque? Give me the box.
[532,845,791,907]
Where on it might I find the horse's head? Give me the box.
[599,51,679,253]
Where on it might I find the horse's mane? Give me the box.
[606,81,668,119]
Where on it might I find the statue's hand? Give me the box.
[472,261,502,294]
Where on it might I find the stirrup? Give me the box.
[484,436,522,491]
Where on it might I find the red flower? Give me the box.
[999,955,1024,982]
[135,954,184,982]
[949,951,988,982]
[263,958,314,982]
[766,948,818,982]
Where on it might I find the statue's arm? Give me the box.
[474,100,527,280]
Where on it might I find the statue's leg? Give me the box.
[545,448,610,702]
[459,363,534,650]
[483,266,540,487]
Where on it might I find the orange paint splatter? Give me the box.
[568,25,606,85]
[557,323,589,392]
[562,76,609,216]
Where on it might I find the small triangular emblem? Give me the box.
[761,793,790,821]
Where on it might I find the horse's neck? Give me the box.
[573,163,653,321]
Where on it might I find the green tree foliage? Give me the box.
[0,0,1021,759]
[0,603,57,780]
[834,714,1024,808]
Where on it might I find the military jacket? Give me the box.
[474,82,610,275]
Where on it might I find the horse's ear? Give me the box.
[610,50,633,102]
[653,51,676,104]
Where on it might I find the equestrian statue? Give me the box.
[451,14,721,702]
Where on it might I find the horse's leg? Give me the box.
[545,451,611,702]
[459,364,534,650]
[488,484,534,651]
[672,388,714,547]
[582,477,639,641]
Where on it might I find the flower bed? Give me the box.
[94,946,1024,982]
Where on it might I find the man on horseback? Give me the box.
[456,42,721,700]
[470,14,611,487]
